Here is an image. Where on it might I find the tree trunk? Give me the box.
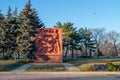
[115,46,118,56]
[64,45,69,58]
[85,46,88,57]
[71,45,74,59]
[79,46,84,57]
[89,49,92,58]
[2,47,5,60]
[71,40,74,59]
[97,48,100,58]
[114,42,118,56]
[17,51,20,59]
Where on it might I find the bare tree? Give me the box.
[107,31,120,56]
[91,28,106,58]
[100,31,120,56]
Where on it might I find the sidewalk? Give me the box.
[63,63,80,71]
[2,63,120,80]
[11,63,32,72]
[0,72,120,80]
[11,63,80,72]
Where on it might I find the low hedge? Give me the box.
[0,59,29,71]
[107,62,120,71]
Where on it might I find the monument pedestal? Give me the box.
[34,55,62,63]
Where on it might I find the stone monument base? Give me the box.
[34,55,62,63]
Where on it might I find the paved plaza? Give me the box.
[11,63,80,72]
[0,72,120,80]
[0,63,120,80]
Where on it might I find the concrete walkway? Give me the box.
[11,63,32,72]
[63,63,80,71]
[0,72,120,80]
[11,63,80,72]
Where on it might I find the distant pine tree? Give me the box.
[80,28,96,57]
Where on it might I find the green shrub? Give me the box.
[115,65,120,71]
[79,64,95,71]
[107,62,116,71]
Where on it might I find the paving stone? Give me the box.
[11,63,32,72]
[62,63,80,71]
[11,63,80,72]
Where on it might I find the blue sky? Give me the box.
[0,0,120,32]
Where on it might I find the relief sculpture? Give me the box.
[35,28,62,63]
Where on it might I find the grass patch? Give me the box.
[79,62,120,71]
[26,64,67,72]
[65,58,120,67]
[65,58,120,71]
[0,59,29,71]
[79,64,95,71]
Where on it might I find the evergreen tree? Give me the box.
[13,7,18,17]
[12,7,20,59]
[79,28,96,57]
[54,22,76,58]
[18,0,45,59]
[3,6,18,59]
[0,10,5,41]
[0,10,4,21]
[6,6,12,19]
[0,10,5,59]
[91,28,106,58]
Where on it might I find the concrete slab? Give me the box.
[11,63,32,72]
[11,63,80,72]
[62,63,80,72]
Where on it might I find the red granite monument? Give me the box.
[35,28,62,63]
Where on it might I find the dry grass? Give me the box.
[65,58,120,67]
[79,64,95,71]
[0,59,28,71]
[65,58,120,71]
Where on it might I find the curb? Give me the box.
[0,72,120,75]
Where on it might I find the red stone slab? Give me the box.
[35,28,62,63]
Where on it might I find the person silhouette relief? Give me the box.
[52,29,61,54]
